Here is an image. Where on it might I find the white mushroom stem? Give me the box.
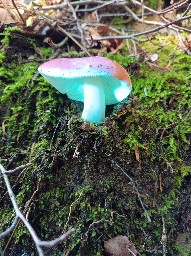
[81,77,105,123]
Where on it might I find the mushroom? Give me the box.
[38,56,132,123]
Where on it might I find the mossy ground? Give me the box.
[0,28,191,255]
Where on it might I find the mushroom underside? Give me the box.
[39,75,131,122]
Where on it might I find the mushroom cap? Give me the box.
[38,56,132,105]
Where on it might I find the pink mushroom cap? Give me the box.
[38,56,132,104]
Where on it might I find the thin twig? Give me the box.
[4,180,41,255]
[44,37,68,48]
[162,216,167,256]
[38,229,75,248]
[0,164,43,255]
[94,14,191,41]
[0,217,19,239]
[181,3,191,17]
[64,191,83,229]
[141,0,144,21]
[57,24,91,56]
[41,0,125,10]
[11,0,25,24]
[111,160,151,222]
[4,163,31,174]
[129,0,191,32]
[84,218,112,240]
[125,4,164,26]
[0,164,75,256]
[130,0,189,15]
[127,247,137,256]
[75,0,125,12]
[65,0,84,40]
[160,0,189,14]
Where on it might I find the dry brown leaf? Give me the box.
[182,34,191,51]
[82,23,123,53]
[84,11,98,23]
[0,0,28,25]
[104,236,141,256]
[0,8,20,24]
[0,0,25,8]
[134,145,140,162]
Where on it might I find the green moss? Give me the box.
[0,26,22,45]
[0,31,190,255]
[104,53,136,66]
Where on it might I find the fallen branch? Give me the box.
[0,217,19,239]
[4,178,41,254]
[0,163,75,256]
[4,163,32,174]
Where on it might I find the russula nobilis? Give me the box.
[38,56,132,123]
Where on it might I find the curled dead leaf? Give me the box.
[82,23,123,53]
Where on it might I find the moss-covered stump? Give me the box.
[0,28,191,255]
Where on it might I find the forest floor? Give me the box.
[0,1,191,255]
